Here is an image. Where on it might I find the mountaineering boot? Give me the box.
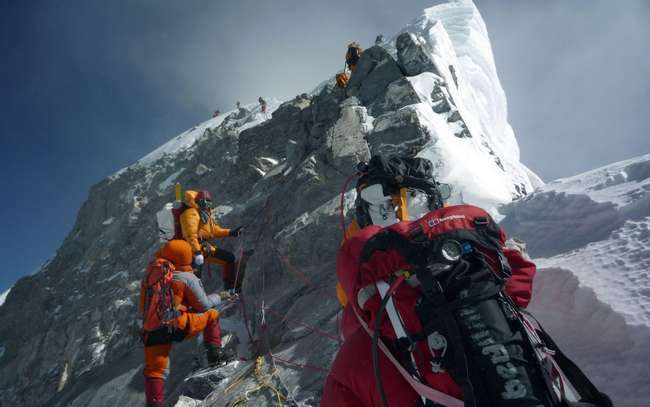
[206,343,229,367]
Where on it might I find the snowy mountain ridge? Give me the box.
[0,288,9,307]
[1,0,647,406]
[537,153,650,208]
[111,98,282,180]
[502,154,650,326]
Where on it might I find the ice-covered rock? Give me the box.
[396,32,439,77]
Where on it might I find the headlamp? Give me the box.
[439,239,462,263]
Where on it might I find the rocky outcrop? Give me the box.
[396,32,439,77]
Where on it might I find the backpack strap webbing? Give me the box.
[354,308,465,407]
[521,311,613,407]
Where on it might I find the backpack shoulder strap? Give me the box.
[532,320,613,407]
[353,308,464,407]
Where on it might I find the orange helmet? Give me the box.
[159,239,193,271]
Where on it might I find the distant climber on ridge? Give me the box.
[258,96,267,114]
[212,110,220,118]
[140,239,232,407]
[180,189,246,293]
[345,41,363,72]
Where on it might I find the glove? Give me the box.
[202,243,215,255]
[219,291,232,301]
[194,253,205,266]
[207,293,221,307]
[229,226,242,237]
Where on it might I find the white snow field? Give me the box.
[503,155,650,406]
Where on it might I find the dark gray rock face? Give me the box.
[369,108,431,157]
[396,32,439,77]
[347,46,410,116]
[0,74,367,406]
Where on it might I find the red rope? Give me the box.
[237,293,255,344]
[339,174,356,241]
[276,253,338,301]
[271,354,329,373]
[259,307,328,373]
[232,233,245,292]
[266,307,339,342]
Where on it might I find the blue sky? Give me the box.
[1,0,648,292]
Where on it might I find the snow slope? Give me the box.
[110,98,281,179]
[502,154,650,406]
[0,287,9,307]
[538,217,650,326]
[538,153,650,210]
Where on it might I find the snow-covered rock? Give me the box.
[0,287,10,307]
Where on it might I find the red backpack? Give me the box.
[172,203,189,240]
[141,258,179,332]
[348,205,612,407]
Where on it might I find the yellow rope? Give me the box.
[225,356,287,406]
[224,362,255,395]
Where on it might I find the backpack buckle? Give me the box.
[473,217,489,227]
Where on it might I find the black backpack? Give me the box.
[360,206,613,407]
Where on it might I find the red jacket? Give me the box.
[322,205,537,406]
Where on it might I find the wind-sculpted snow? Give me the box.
[387,1,538,217]
[500,154,650,256]
[501,154,650,404]
[401,0,518,163]
[538,217,650,326]
[530,268,650,407]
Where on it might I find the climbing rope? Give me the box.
[339,174,356,241]
[225,356,286,407]
[220,161,355,404]
[265,306,340,342]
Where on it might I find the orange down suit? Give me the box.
[139,262,222,379]
[180,190,231,254]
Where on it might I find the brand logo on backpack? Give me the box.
[427,214,466,228]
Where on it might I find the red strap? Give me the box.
[353,308,464,407]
